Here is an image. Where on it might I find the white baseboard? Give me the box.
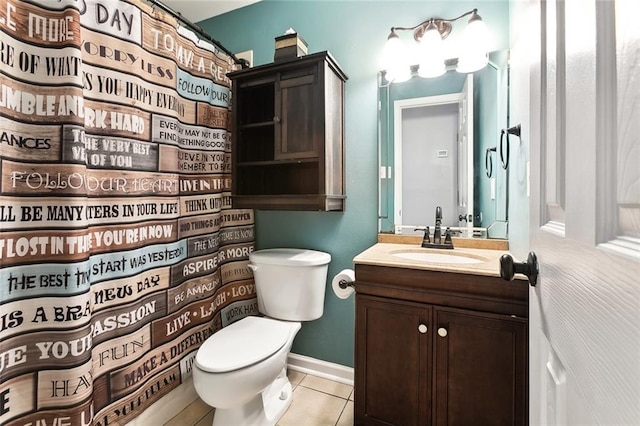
[287,353,354,386]
[126,376,199,426]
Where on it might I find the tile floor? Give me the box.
[164,370,354,426]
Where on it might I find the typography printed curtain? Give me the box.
[0,0,258,424]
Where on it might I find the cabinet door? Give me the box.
[434,307,527,426]
[355,295,431,426]
[275,69,318,159]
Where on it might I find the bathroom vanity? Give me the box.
[353,241,528,426]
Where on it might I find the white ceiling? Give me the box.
[162,0,260,23]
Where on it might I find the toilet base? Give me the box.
[212,367,293,426]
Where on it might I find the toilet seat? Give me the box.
[195,316,294,373]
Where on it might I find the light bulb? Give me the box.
[385,65,412,83]
[380,30,411,82]
[418,22,446,78]
[457,13,490,73]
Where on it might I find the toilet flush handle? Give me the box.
[247,264,258,272]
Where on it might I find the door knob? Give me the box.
[500,251,539,286]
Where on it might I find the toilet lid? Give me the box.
[250,248,331,266]
[195,316,294,373]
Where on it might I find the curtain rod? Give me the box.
[146,0,243,65]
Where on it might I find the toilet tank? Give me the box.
[248,248,331,321]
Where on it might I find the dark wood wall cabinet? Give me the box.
[228,51,347,211]
[354,264,529,426]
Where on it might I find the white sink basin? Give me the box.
[392,251,486,264]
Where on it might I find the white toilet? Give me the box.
[192,248,331,426]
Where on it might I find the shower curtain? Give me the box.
[0,0,257,424]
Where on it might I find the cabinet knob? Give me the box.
[418,324,428,334]
[437,328,448,337]
[273,116,281,123]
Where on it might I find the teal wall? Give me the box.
[199,0,510,367]
[474,49,510,236]
[474,64,499,227]
[473,67,498,227]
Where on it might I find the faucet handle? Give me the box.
[444,227,453,246]
[423,226,431,243]
[415,226,431,247]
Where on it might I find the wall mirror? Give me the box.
[378,50,510,239]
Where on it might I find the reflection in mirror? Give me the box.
[378,50,509,239]
[391,78,474,234]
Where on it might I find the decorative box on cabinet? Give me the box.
[354,264,529,426]
[227,51,347,211]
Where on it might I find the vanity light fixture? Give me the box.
[380,8,491,82]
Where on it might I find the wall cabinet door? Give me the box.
[355,295,432,426]
[276,71,318,159]
[434,307,528,426]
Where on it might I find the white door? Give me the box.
[393,91,468,233]
[397,100,459,231]
[511,0,640,424]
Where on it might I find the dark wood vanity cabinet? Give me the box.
[227,51,347,211]
[355,264,528,426]
[356,296,433,425]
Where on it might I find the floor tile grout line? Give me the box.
[334,398,350,426]
[194,403,214,426]
[165,407,212,426]
[297,383,352,401]
[192,410,212,426]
